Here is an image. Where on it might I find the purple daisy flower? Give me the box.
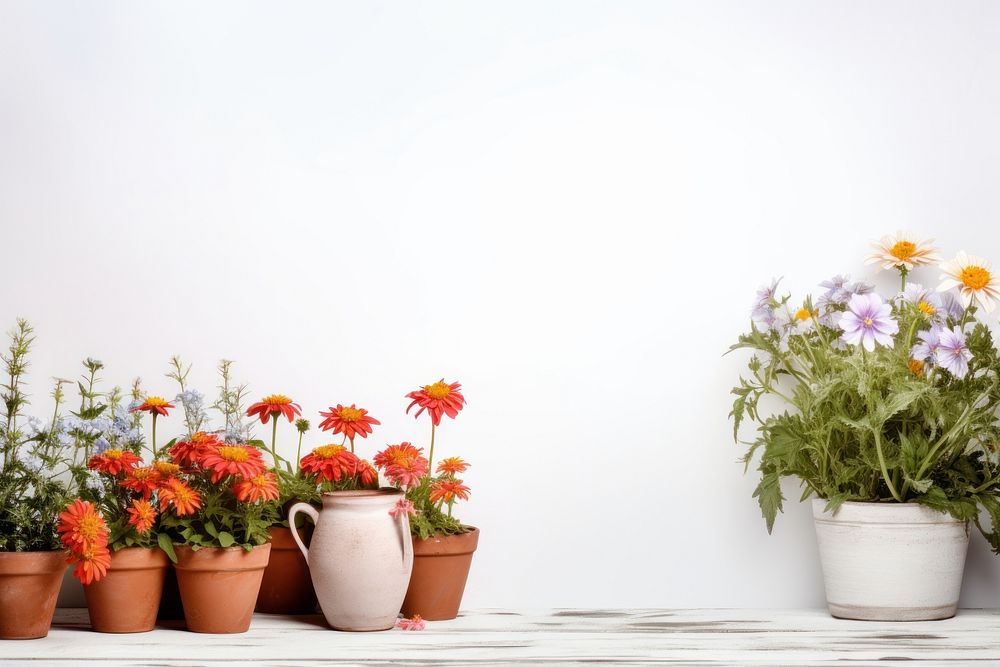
[936,327,973,378]
[838,293,899,351]
[911,326,943,362]
[751,279,780,331]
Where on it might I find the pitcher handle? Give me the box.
[398,514,413,565]
[288,502,319,561]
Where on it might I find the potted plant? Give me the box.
[375,379,477,621]
[67,404,172,633]
[730,232,1000,621]
[289,439,410,631]
[157,431,277,633]
[0,320,79,639]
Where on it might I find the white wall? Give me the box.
[3,1,1000,609]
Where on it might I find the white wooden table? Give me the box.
[2,608,1000,664]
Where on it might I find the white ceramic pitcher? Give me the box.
[289,488,413,631]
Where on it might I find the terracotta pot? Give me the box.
[0,551,67,639]
[255,526,316,614]
[174,543,271,633]
[289,489,413,631]
[156,565,184,621]
[401,527,479,621]
[84,547,169,633]
[813,500,969,621]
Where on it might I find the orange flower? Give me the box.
[247,394,302,424]
[300,444,359,482]
[436,457,469,476]
[405,380,465,426]
[88,449,142,476]
[170,431,221,467]
[154,460,181,477]
[69,544,111,585]
[57,499,109,553]
[318,404,381,441]
[158,477,203,516]
[130,396,174,417]
[373,442,423,470]
[234,472,280,503]
[120,467,161,499]
[199,444,267,483]
[127,499,157,533]
[429,479,471,504]
[357,460,378,488]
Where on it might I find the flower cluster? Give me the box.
[732,233,1000,551]
[57,499,111,584]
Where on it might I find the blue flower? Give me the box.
[93,436,111,455]
[936,327,973,379]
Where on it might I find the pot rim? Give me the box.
[321,487,402,498]
[811,498,967,524]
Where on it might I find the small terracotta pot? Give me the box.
[84,547,169,633]
[156,565,184,621]
[0,551,67,639]
[401,527,479,621]
[256,526,316,614]
[174,543,271,633]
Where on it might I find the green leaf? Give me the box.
[157,533,178,563]
[752,470,784,534]
[218,531,236,548]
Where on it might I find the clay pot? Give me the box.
[813,500,969,621]
[289,489,413,631]
[255,526,316,614]
[174,543,271,633]
[0,551,67,639]
[401,527,479,621]
[84,547,169,633]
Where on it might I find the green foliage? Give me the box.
[732,290,1000,552]
[405,477,467,540]
[158,476,277,552]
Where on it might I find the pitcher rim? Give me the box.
[321,487,403,499]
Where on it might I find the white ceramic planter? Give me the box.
[812,499,970,621]
[289,489,413,631]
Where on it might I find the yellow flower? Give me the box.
[866,231,939,271]
[938,251,1000,314]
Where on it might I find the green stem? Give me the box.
[427,423,437,480]
[296,432,303,472]
[349,436,354,454]
[151,413,158,458]
[270,417,279,468]
[873,430,903,502]
[900,266,908,292]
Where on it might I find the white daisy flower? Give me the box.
[938,251,1000,314]
[866,231,939,271]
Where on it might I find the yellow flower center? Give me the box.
[425,381,451,400]
[144,396,169,407]
[338,406,363,422]
[918,300,937,316]
[864,317,873,327]
[314,444,346,459]
[131,467,155,480]
[154,461,180,475]
[960,265,991,290]
[908,358,925,377]
[890,240,917,261]
[217,446,250,462]
[78,514,102,541]
[262,394,293,406]
[104,449,124,460]
[172,484,196,503]
[794,308,813,321]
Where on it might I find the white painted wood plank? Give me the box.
[1,608,1000,665]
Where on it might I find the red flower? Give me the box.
[247,394,302,424]
[88,449,142,476]
[58,499,109,553]
[199,444,267,483]
[158,478,202,516]
[130,396,174,417]
[357,460,379,488]
[405,380,465,426]
[120,467,161,499]
[318,404,380,441]
[436,457,470,476]
[384,456,429,489]
[69,544,111,585]
[169,431,221,467]
[300,444,359,482]
[127,499,157,533]
[234,472,280,503]
[373,442,423,470]
[429,479,471,504]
